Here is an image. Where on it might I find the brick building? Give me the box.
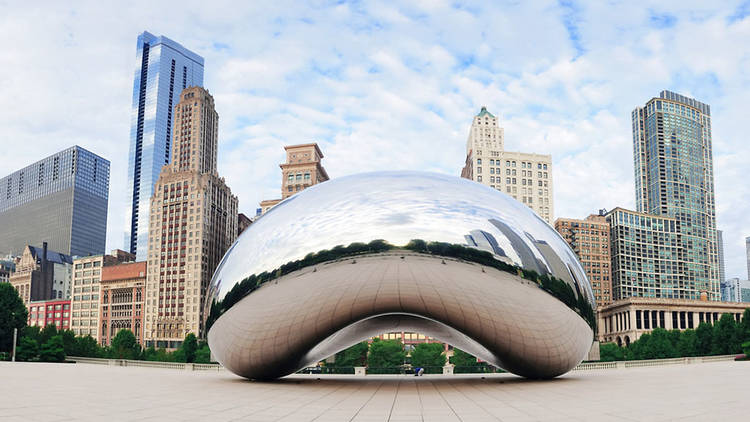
[100,261,147,346]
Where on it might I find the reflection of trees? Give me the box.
[207,238,596,332]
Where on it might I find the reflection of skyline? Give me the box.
[210,172,594,307]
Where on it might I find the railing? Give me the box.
[67,356,223,371]
[66,354,738,374]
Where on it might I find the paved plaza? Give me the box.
[2,361,749,421]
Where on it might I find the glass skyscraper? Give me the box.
[125,31,204,260]
[0,146,110,257]
[632,90,718,300]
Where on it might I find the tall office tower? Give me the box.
[70,250,134,341]
[259,143,329,214]
[144,87,237,348]
[717,230,725,283]
[632,91,718,300]
[554,213,612,306]
[126,31,204,261]
[0,146,109,257]
[461,107,554,223]
[606,208,687,300]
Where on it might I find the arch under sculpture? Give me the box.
[205,172,596,380]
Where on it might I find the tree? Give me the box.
[599,343,625,362]
[333,342,369,367]
[695,322,713,356]
[711,313,739,355]
[195,344,211,364]
[60,329,76,356]
[410,343,446,373]
[15,337,39,361]
[110,329,140,360]
[181,333,198,363]
[39,324,59,346]
[737,309,750,344]
[39,335,65,362]
[367,339,405,369]
[0,283,28,352]
[450,348,478,367]
[646,328,677,359]
[72,335,103,358]
[676,329,698,357]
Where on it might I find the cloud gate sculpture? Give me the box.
[206,171,595,380]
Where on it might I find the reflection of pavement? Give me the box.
[2,361,748,420]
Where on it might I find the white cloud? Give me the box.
[1,0,749,278]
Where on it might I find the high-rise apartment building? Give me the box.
[144,87,237,348]
[126,31,204,261]
[554,214,612,306]
[717,230,725,283]
[605,208,691,300]
[720,278,750,303]
[259,143,329,214]
[100,261,147,346]
[460,107,553,223]
[632,91,718,299]
[0,146,109,257]
[70,250,134,340]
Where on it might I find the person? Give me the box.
[418,367,424,376]
[414,366,422,376]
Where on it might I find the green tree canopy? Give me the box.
[39,335,65,362]
[333,341,369,367]
[410,343,446,373]
[695,322,714,356]
[676,329,698,357]
[72,335,103,358]
[181,333,198,363]
[711,313,739,355]
[0,283,28,352]
[194,343,211,364]
[15,337,39,361]
[449,348,478,367]
[39,324,59,346]
[368,339,405,368]
[110,329,140,360]
[599,343,625,361]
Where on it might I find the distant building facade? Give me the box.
[746,236,750,280]
[598,297,748,345]
[70,250,134,340]
[720,278,750,303]
[1,258,16,283]
[126,31,205,261]
[259,143,329,214]
[554,214,612,306]
[0,146,110,257]
[9,244,72,306]
[144,87,237,349]
[461,107,553,223]
[100,261,146,346]
[632,91,719,300]
[27,299,71,330]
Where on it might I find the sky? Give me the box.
[1,0,749,279]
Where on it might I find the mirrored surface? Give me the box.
[206,171,596,379]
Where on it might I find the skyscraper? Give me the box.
[632,91,718,300]
[144,87,237,348]
[717,230,725,283]
[461,107,554,223]
[0,146,109,257]
[126,31,204,261]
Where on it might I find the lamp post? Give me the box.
[12,327,17,362]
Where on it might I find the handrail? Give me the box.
[66,354,738,373]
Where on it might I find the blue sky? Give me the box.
[2,0,749,279]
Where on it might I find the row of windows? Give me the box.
[476,158,548,170]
